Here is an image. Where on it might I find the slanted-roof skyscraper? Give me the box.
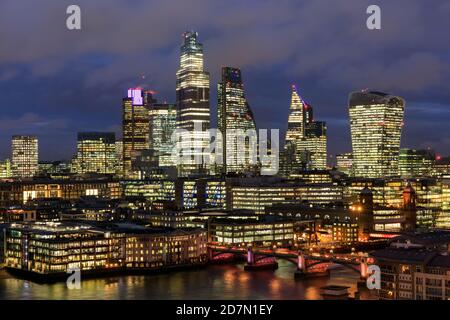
[282,86,327,174]
[217,67,257,174]
[349,90,405,178]
[176,31,210,177]
[285,85,309,145]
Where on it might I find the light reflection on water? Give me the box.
[0,261,376,300]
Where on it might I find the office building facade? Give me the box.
[175,31,210,177]
[217,67,258,174]
[349,90,405,178]
[11,135,38,178]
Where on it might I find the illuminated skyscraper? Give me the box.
[217,67,257,174]
[285,85,312,145]
[11,135,38,178]
[75,132,116,174]
[283,86,326,173]
[122,88,154,178]
[176,31,210,177]
[296,121,327,170]
[349,90,405,178]
[149,103,177,167]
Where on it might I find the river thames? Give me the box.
[0,261,376,300]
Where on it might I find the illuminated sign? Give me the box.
[127,88,143,106]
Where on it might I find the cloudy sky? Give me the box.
[0,0,449,161]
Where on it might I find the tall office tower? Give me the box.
[76,132,116,174]
[149,103,177,167]
[122,88,153,178]
[283,85,327,172]
[295,121,328,170]
[176,31,210,177]
[349,90,405,178]
[398,148,435,178]
[217,67,257,174]
[336,152,353,176]
[11,135,38,178]
[285,85,307,146]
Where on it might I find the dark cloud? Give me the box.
[0,0,449,160]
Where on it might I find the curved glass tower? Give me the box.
[217,67,257,174]
[349,90,405,178]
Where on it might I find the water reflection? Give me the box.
[0,261,376,300]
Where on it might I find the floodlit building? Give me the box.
[209,217,294,246]
[349,90,405,178]
[175,31,211,177]
[3,222,207,275]
[11,135,38,178]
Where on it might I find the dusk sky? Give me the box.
[0,0,449,161]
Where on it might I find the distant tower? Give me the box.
[349,90,405,178]
[11,135,38,178]
[401,183,417,231]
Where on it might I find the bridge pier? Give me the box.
[357,256,369,288]
[244,247,278,271]
[294,251,307,279]
[247,247,254,265]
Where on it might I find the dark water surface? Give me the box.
[0,261,376,300]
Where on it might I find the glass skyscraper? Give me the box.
[122,88,154,178]
[217,67,257,174]
[175,31,210,177]
[349,90,405,178]
[285,85,311,145]
[149,103,177,167]
[283,86,326,173]
[11,135,38,178]
[75,132,116,174]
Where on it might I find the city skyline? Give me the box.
[1,0,450,161]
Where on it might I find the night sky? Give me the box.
[0,0,449,161]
